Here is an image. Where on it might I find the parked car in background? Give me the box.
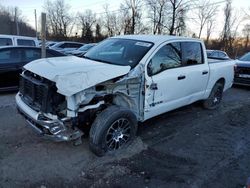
[0,34,39,47]
[45,41,57,48]
[206,50,230,60]
[68,43,96,57]
[16,35,235,156]
[0,46,65,91]
[49,41,84,54]
[234,52,250,86]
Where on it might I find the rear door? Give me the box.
[180,42,209,98]
[0,48,23,89]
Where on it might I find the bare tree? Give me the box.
[175,7,186,36]
[168,0,191,35]
[78,9,96,42]
[102,4,122,37]
[243,24,250,49]
[206,18,215,45]
[221,0,232,51]
[146,0,167,34]
[44,0,73,38]
[220,0,243,57]
[195,0,218,38]
[120,0,144,34]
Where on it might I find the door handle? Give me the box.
[202,70,208,75]
[178,75,186,80]
[150,83,158,90]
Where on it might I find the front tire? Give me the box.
[89,105,137,156]
[203,82,224,110]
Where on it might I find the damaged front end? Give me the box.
[16,70,83,142]
[16,65,144,143]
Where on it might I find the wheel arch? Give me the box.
[216,77,225,86]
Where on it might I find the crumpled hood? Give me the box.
[24,56,130,96]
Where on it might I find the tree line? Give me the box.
[0,5,36,37]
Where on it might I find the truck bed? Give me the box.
[208,58,233,64]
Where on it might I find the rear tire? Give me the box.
[203,82,224,110]
[89,105,137,156]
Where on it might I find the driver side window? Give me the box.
[148,42,181,76]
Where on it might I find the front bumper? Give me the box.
[234,77,250,86]
[16,93,83,142]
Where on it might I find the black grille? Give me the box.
[236,67,250,74]
[19,71,49,112]
[234,77,250,85]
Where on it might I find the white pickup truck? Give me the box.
[16,35,234,156]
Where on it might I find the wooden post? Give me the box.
[41,13,46,58]
[15,7,19,35]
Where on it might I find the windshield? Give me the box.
[78,44,95,51]
[239,52,250,61]
[84,38,153,67]
[206,51,213,57]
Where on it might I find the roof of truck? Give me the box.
[113,35,202,45]
[0,34,37,39]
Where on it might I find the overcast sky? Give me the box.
[0,0,250,38]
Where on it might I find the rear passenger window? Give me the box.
[72,43,82,48]
[148,42,181,76]
[182,42,203,65]
[17,39,35,46]
[59,43,67,48]
[0,38,13,46]
[219,52,226,58]
[67,43,82,48]
[0,49,22,64]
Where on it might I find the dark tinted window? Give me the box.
[0,38,13,46]
[23,49,41,62]
[59,43,67,48]
[22,48,64,60]
[148,42,181,76]
[46,50,65,57]
[68,43,82,48]
[182,42,203,65]
[0,49,22,64]
[17,39,35,46]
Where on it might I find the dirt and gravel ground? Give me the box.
[0,86,250,188]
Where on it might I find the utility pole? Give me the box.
[41,13,46,58]
[34,9,38,38]
[15,7,19,35]
[131,0,135,34]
